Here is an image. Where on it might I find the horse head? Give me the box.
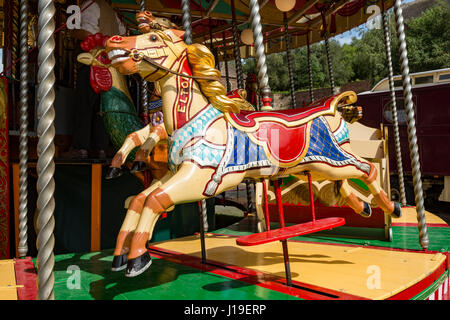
[105,29,187,81]
[77,33,114,94]
[136,10,182,34]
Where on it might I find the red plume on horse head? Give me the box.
[80,33,111,52]
[78,33,113,94]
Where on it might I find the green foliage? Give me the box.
[242,3,450,92]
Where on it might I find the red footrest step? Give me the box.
[236,217,345,246]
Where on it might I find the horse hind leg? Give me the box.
[361,163,401,218]
[338,180,372,218]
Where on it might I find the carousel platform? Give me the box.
[2,207,449,300]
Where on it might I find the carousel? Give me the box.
[0,0,449,301]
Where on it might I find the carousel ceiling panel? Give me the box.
[111,0,395,58]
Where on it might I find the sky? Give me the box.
[334,0,417,45]
[0,49,3,74]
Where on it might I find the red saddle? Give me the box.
[224,91,356,167]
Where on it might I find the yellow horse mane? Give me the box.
[185,43,250,113]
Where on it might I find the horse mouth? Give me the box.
[108,49,130,65]
[137,17,150,29]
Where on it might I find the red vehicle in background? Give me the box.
[357,68,450,205]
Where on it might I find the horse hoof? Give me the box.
[125,251,152,277]
[130,161,147,173]
[105,167,123,180]
[111,253,128,272]
[359,202,372,218]
[391,202,402,219]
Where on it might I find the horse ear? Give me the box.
[77,52,94,65]
[162,29,181,42]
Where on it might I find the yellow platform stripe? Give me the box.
[153,234,446,300]
[393,207,448,225]
[0,259,18,300]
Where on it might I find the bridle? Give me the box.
[126,47,221,82]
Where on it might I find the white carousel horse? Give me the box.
[104,27,401,277]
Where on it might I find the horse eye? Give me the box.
[150,35,158,42]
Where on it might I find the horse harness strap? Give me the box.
[128,49,221,82]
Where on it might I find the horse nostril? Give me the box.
[110,35,123,43]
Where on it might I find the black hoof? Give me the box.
[391,202,402,218]
[130,161,147,173]
[105,167,123,180]
[111,253,128,272]
[359,202,372,218]
[125,251,152,277]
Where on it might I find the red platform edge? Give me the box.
[14,257,38,300]
[236,217,345,246]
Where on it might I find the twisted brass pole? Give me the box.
[18,0,29,258]
[381,7,407,206]
[36,0,56,300]
[248,0,272,110]
[180,0,209,235]
[140,0,149,123]
[393,0,428,250]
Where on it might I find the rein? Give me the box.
[127,49,221,82]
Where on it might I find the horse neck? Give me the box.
[158,57,210,135]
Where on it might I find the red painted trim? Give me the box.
[148,244,367,300]
[14,257,38,300]
[236,217,345,246]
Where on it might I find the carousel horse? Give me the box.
[105,11,183,179]
[105,28,402,277]
[77,32,171,190]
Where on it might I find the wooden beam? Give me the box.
[206,0,220,17]
[90,164,102,252]
[287,0,320,25]
[308,0,350,28]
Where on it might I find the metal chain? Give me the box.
[324,33,336,94]
[382,9,407,206]
[140,0,149,123]
[36,0,56,300]
[18,0,29,258]
[307,32,315,103]
[393,0,428,250]
[284,14,296,109]
[222,31,232,92]
[231,0,244,89]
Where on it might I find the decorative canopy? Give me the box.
[110,0,394,60]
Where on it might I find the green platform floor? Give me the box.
[52,249,300,300]
[42,213,450,300]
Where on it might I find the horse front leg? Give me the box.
[131,123,168,173]
[106,124,152,179]
[111,171,172,271]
